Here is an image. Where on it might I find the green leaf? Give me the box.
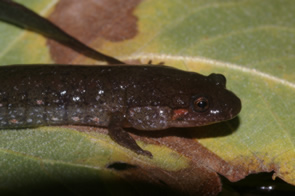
[106,0,295,185]
[0,0,295,195]
[0,0,55,64]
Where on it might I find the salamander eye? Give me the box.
[193,97,209,112]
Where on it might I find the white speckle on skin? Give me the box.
[210,110,220,114]
[60,90,67,95]
[98,90,104,95]
[73,96,80,101]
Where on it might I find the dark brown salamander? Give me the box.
[0,65,241,157]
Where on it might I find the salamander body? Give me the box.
[0,65,241,157]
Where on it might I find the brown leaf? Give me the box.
[48,0,141,63]
[0,0,123,64]
[68,125,223,195]
[107,162,222,195]
[132,127,247,182]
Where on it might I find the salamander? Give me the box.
[0,65,241,157]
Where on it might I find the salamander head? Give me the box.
[168,73,241,127]
[126,69,241,130]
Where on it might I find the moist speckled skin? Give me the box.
[0,65,241,157]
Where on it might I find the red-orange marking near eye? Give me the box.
[172,109,188,120]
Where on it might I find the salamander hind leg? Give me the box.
[108,112,153,158]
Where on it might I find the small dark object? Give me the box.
[107,162,137,171]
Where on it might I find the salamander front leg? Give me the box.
[108,113,153,158]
